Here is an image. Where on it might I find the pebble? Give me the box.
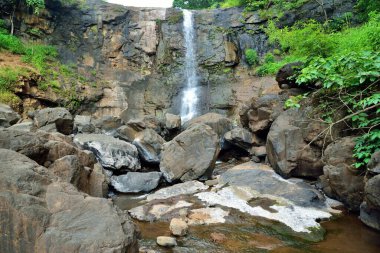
[156,236,177,247]
[170,218,188,236]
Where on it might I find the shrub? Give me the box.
[264,53,275,63]
[245,48,259,66]
[296,50,380,168]
[0,34,25,54]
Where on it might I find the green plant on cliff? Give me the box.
[259,12,380,75]
[244,48,258,66]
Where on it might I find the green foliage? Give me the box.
[353,130,380,168]
[0,33,25,54]
[263,52,275,63]
[296,50,380,169]
[22,44,58,73]
[244,48,259,66]
[168,12,183,24]
[265,20,334,58]
[356,0,380,21]
[284,94,305,109]
[0,67,29,91]
[25,0,45,14]
[259,13,380,75]
[256,55,305,76]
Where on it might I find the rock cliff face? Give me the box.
[1,0,355,119]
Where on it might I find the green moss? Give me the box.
[168,12,183,25]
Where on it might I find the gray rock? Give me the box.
[87,163,109,198]
[365,175,380,209]
[156,236,177,247]
[48,155,90,193]
[240,94,285,134]
[146,181,209,201]
[0,103,20,127]
[183,113,233,138]
[133,128,165,164]
[266,108,325,179]
[74,134,141,171]
[165,113,181,130]
[319,137,364,211]
[93,115,123,133]
[0,149,139,253]
[160,123,220,182]
[74,115,96,133]
[368,151,380,176]
[36,182,139,253]
[250,146,267,157]
[224,127,253,150]
[360,201,380,231]
[111,172,162,193]
[219,162,326,208]
[116,125,139,142]
[8,121,33,131]
[34,107,73,135]
[0,129,97,168]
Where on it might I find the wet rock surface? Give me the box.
[111,172,162,193]
[74,134,141,171]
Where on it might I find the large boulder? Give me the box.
[111,172,162,193]
[74,134,141,171]
[0,103,20,127]
[132,128,165,164]
[74,115,96,134]
[0,149,139,253]
[224,127,254,150]
[240,94,286,134]
[367,151,380,177]
[319,137,364,211]
[33,107,74,135]
[36,182,138,253]
[275,62,303,88]
[183,113,233,138]
[266,108,326,179]
[160,124,220,182]
[0,129,97,168]
[48,155,91,194]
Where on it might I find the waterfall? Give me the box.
[180,9,199,123]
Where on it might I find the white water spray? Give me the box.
[180,10,199,123]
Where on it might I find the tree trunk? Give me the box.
[10,7,15,35]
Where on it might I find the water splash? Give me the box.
[180,9,199,123]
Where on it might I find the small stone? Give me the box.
[205,179,218,186]
[211,232,227,243]
[170,218,188,236]
[156,236,177,247]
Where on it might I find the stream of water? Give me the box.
[180,9,199,123]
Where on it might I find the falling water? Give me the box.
[180,10,199,123]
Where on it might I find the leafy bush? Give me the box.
[265,20,335,58]
[263,53,275,63]
[244,48,259,66]
[356,0,380,21]
[296,50,380,168]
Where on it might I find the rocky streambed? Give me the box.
[1,102,380,253]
